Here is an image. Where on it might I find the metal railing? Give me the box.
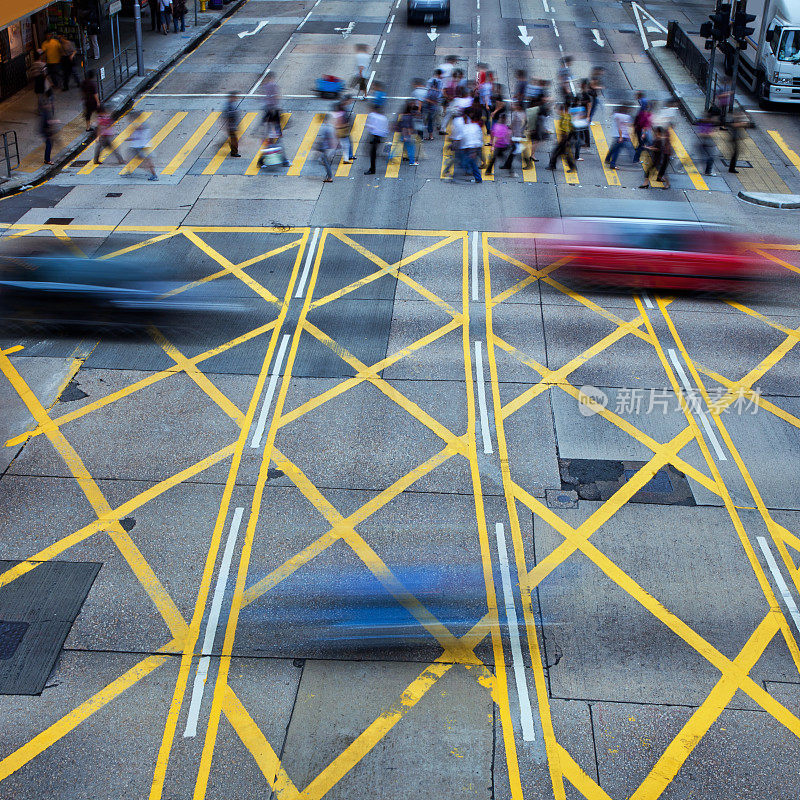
[669,21,709,91]
[97,47,135,101]
[0,131,20,179]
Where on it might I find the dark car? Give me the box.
[407,0,450,24]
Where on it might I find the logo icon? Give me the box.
[577,385,608,417]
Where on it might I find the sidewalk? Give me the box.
[0,2,244,195]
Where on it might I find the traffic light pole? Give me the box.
[706,42,717,112]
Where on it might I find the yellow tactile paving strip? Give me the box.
[0,223,799,800]
[713,130,790,194]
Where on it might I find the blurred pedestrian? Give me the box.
[32,52,54,113]
[261,72,283,134]
[126,120,158,180]
[159,0,172,34]
[569,99,589,161]
[632,100,652,162]
[59,36,79,91]
[81,70,100,131]
[728,112,746,173]
[224,91,241,157]
[314,113,338,182]
[504,100,526,175]
[41,32,63,86]
[442,110,466,177]
[484,111,511,176]
[149,0,161,32]
[93,106,125,165]
[334,99,355,163]
[353,43,370,99]
[639,126,672,189]
[364,103,389,174]
[557,55,574,101]
[173,0,186,32]
[548,103,576,171]
[605,106,634,168]
[423,70,443,139]
[697,114,717,176]
[462,112,484,183]
[587,67,604,123]
[478,70,494,131]
[39,106,57,166]
[440,85,471,134]
[397,102,419,165]
[514,69,529,105]
[87,14,101,59]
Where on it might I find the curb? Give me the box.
[646,47,700,125]
[738,191,800,209]
[0,0,246,199]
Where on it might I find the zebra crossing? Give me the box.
[67,107,800,192]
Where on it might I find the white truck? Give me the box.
[721,0,800,103]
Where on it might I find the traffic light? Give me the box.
[733,8,756,43]
[711,3,732,41]
[700,20,715,48]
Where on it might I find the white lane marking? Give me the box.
[474,341,493,454]
[471,231,479,301]
[641,291,654,308]
[376,39,386,62]
[542,0,550,10]
[477,0,480,8]
[390,13,395,22]
[238,20,269,38]
[298,10,312,28]
[366,69,376,94]
[250,335,291,449]
[518,25,533,46]
[295,227,320,299]
[183,507,244,738]
[592,28,605,46]
[758,536,800,634]
[477,40,481,60]
[248,36,292,95]
[558,42,563,52]
[552,19,559,36]
[477,15,481,35]
[667,348,727,461]
[396,0,400,7]
[495,522,537,742]
[633,2,667,32]
[632,2,650,51]
[387,17,394,34]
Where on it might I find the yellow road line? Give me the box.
[591,122,620,185]
[245,112,291,176]
[670,129,708,190]
[768,129,800,174]
[287,112,324,176]
[385,132,402,177]
[336,113,367,177]
[202,111,258,175]
[161,111,220,175]
[78,112,150,175]
[120,111,186,175]
[482,131,494,181]
[522,142,537,182]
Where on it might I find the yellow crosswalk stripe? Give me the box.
[670,130,708,190]
[482,132,494,181]
[161,111,220,175]
[245,112,291,176]
[202,111,258,175]
[440,134,453,179]
[336,114,368,177]
[555,120,578,184]
[385,132,403,177]
[120,112,186,175]
[767,129,800,174]
[79,112,151,175]
[591,122,620,186]
[521,139,537,182]
[287,113,324,176]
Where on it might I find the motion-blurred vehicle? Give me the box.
[406,0,450,24]
[315,74,344,99]
[551,218,770,294]
[0,254,241,334]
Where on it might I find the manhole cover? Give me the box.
[721,158,753,168]
[0,621,29,660]
[71,160,89,167]
[106,192,122,198]
[44,217,74,225]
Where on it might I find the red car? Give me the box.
[552,218,767,294]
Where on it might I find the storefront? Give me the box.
[0,1,88,100]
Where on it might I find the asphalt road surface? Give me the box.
[2,1,800,799]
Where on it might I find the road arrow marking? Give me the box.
[592,28,605,46]
[238,20,268,38]
[518,24,534,45]
[334,21,355,37]
[427,26,439,41]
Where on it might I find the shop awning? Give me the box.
[1,1,61,31]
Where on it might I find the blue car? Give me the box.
[407,0,450,24]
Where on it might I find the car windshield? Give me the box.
[777,28,800,61]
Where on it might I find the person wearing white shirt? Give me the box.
[125,121,158,180]
[364,107,389,174]
[462,117,484,183]
[354,44,371,99]
[443,112,466,177]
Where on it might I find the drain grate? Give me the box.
[721,158,753,168]
[44,217,74,225]
[0,621,28,660]
[71,160,89,168]
[559,459,695,505]
[106,192,122,197]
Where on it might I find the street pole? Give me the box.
[133,0,145,77]
[705,43,716,111]
[195,0,198,27]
